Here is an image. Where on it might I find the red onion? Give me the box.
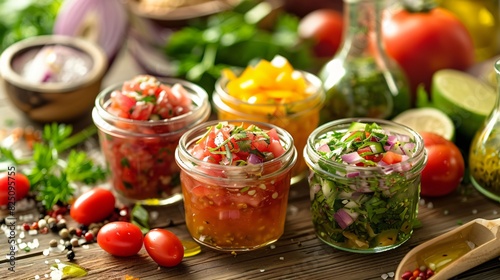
[247,153,263,165]
[334,208,354,229]
[341,152,363,164]
[53,0,128,65]
[318,144,331,153]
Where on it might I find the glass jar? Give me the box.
[92,78,210,205]
[304,118,427,253]
[213,70,324,184]
[175,120,297,251]
[469,59,500,202]
[319,0,411,124]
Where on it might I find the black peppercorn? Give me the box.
[49,222,58,233]
[66,250,75,261]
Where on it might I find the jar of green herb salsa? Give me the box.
[304,118,427,253]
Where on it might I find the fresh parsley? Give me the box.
[0,123,107,210]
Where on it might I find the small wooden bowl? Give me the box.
[0,35,108,123]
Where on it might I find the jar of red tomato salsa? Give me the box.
[212,56,324,184]
[175,120,297,251]
[92,75,210,205]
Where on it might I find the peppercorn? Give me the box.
[65,243,73,251]
[49,239,58,247]
[70,238,79,247]
[66,250,75,261]
[84,232,94,243]
[49,222,58,233]
[59,228,70,239]
[23,223,31,231]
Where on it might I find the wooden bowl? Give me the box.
[0,35,108,123]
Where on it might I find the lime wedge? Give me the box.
[431,69,496,140]
[392,107,455,140]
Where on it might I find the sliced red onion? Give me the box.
[334,208,354,229]
[341,152,364,164]
[54,0,128,65]
[248,153,263,165]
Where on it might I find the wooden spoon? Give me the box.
[395,218,500,280]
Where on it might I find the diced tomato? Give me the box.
[381,151,403,164]
[267,128,280,141]
[268,139,285,158]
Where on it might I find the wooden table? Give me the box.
[1,49,500,280]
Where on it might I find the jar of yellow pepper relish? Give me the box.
[212,55,325,184]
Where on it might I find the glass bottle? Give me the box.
[469,59,500,202]
[439,0,499,62]
[318,0,411,125]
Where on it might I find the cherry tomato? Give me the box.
[70,188,116,225]
[298,9,343,58]
[0,171,30,206]
[382,6,474,105]
[97,222,143,257]
[144,229,184,267]
[419,132,465,197]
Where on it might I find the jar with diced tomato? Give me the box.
[212,56,325,184]
[92,75,210,205]
[175,120,297,251]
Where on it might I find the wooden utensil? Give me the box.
[395,218,500,280]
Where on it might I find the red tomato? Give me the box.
[144,229,184,267]
[97,222,143,257]
[298,9,343,58]
[381,151,403,165]
[382,7,474,105]
[70,188,116,225]
[0,171,30,206]
[419,132,465,197]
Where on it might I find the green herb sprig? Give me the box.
[0,123,107,210]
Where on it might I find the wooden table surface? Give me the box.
[1,49,500,280]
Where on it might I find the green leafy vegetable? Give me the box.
[0,123,107,210]
[131,203,150,234]
[0,0,62,52]
[164,0,314,93]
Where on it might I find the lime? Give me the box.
[392,107,455,140]
[431,69,496,140]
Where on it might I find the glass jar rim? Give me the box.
[304,118,427,178]
[176,119,297,183]
[213,69,325,117]
[93,77,210,137]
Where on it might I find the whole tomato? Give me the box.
[298,9,343,58]
[97,221,143,257]
[382,5,475,105]
[144,229,184,267]
[420,132,465,197]
[0,171,30,206]
[70,188,116,225]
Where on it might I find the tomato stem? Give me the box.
[402,0,437,13]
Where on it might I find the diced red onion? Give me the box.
[397,133,411,143]
[386,135,397,145]
[341,152,364,164]
[334,208,354,229]
[346,171,360,178]
[401,142,416,156]
[318,143,331,153]
[248,153,263,165]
